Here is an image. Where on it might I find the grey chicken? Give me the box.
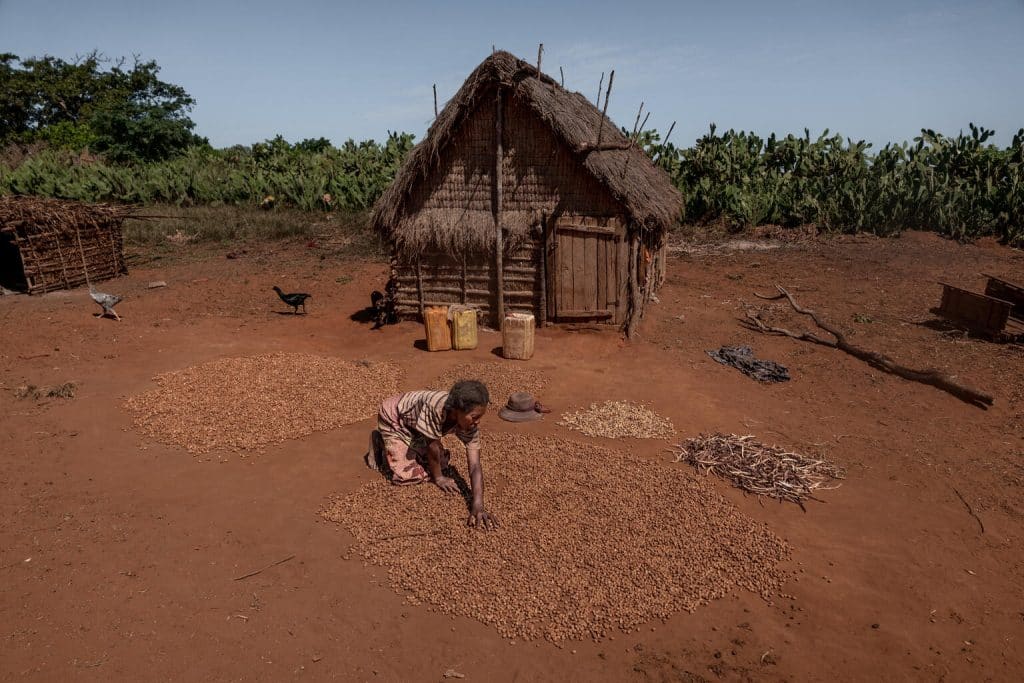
[89,284,122,321]
[272,285,311,314]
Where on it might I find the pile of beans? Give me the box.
[124,353,403,454]
[433,361,548,408]
[322,433,791,642]
[559,400,675,439]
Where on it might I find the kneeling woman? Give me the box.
[366,380,497,530]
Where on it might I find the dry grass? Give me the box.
[673,433,846,508]
[432,361,548,409]
[558,400,675,439]
[322,433,790,642]
[124,353,403,454]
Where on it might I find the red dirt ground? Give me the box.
[2,231,1023,682]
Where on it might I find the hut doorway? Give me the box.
[546,216,627,323]
[0,232,27,291]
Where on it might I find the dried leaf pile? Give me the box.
[673,433,846,508]
[124,353,403,454]
[432,361,548,408]
[322,433,790,642]
[559,400,675,439]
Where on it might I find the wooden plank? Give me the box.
[555,224,617,235]
[596,237,605,310]
[558,233,572,315]
[571,233,585,312]
[605,236,616,307]
[584,234,597,311]
[555,309,613,320]
[936,283,1011,334]
[984,274,1024,319]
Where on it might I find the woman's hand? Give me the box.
[434,475,460,495]
[468,505,498,530]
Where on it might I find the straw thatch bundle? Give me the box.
[0,195,134,293]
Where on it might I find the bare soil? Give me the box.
[2,231,1023,681]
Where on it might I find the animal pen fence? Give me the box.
[0,196,130,294]
[371,50,683,336]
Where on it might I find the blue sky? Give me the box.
[2,0,1022,148]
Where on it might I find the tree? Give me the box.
[0,51,205,162]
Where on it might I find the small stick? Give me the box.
[596,69,614,148]
[630,102,645,140]
[952,487,985,534]
[559,65,564,87]
[536,43,543,77]
[595,72,604,108]
[652,120,676,162]
[233,554,295,581]
[433,84,438,118]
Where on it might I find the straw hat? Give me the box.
[498,392,549,422]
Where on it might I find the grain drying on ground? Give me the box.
[321,433,791,642]
[124,353,403,454]
[559,400,675,439]
[674,433,846,508]
[432,361,548,408]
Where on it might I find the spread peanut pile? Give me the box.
[432,361,548,408]
[322,433,791,642]
[125,353,403,454]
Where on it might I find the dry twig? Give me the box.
[745,285,993,407]
[234,554,295,581]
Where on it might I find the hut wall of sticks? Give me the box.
[371,50,683,336]
[0,196,132,294]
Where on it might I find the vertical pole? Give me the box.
[461,253,467,305]
[433,84,438,118]
[494,87,505,326]
[538,213,547,326]
[415,257,425,319]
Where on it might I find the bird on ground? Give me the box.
[89,284,122,321]
[272,286,311,314]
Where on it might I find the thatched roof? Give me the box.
[0,195,136,237]
[372,50,683,255]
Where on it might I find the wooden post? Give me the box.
[595,70,614,148]
[559,66,564,87]
[536,43,543,77]
[415,258,425,319]
[433,84,438,118]
[538,213,547,326]
[461,254,467,304]
[494,87,505,326]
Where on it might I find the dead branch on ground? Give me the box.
[744,285,994,408]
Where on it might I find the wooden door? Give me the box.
[546,216,625,323]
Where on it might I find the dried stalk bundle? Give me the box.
[124,354,403,454]
[559,400,675,439]
[322,433,790,642]
[673,433,845,508]
[432,361,548,409]
[0,195,138,235]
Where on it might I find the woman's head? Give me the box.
[446,380,489,431]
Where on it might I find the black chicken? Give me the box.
[272,286,311,314]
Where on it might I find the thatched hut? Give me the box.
[372,50,683,335]
[0,196,130,294]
